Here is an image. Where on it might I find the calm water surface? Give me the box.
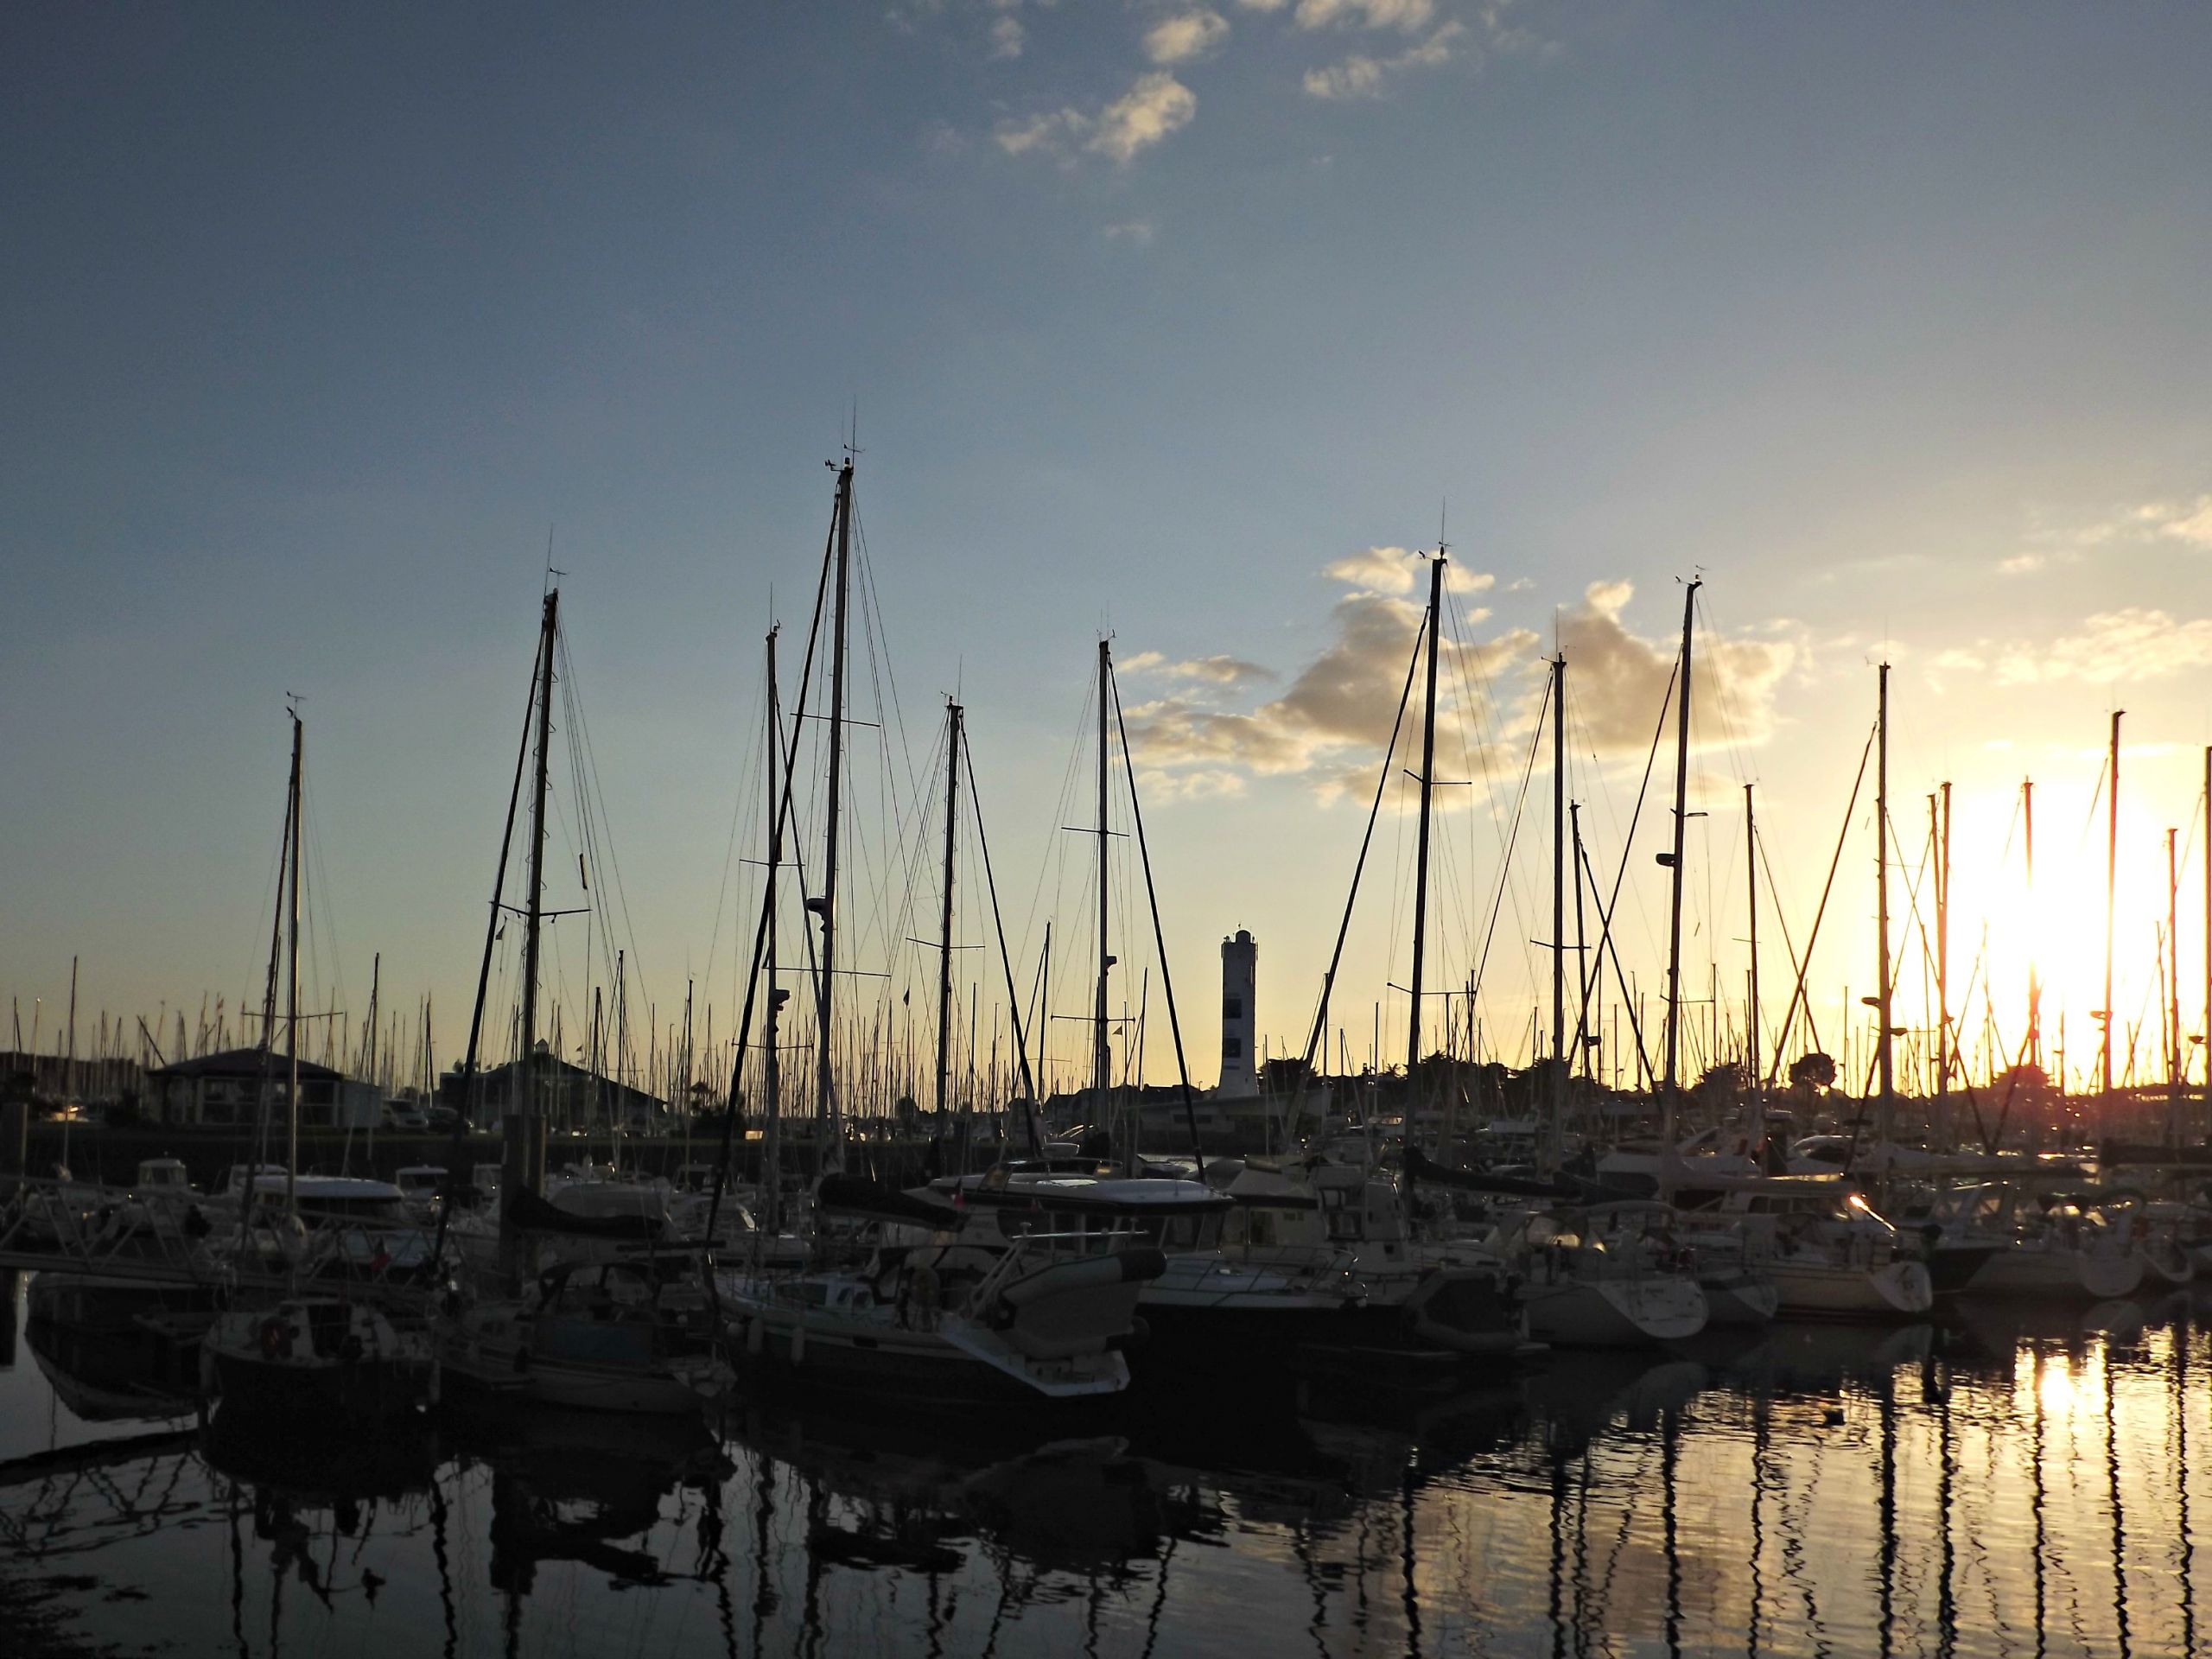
[4,1275,2206,1657]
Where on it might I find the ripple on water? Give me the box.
[3,1275,2209,1657]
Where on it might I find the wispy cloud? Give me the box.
[1091,71,1198,162]
[995,105,1087,158]
[1138,767,1250,802]
[2141,494,2212,550]
[1294,0,1435,31]
[1123,652,1278,690]
[988,14,1026,59]
[1103,219,1158,245]
[1997,608,2212,685]
[1000,70,1198,163]
[1323,544,1492,595]
[2032,490,2212,560]
[1145,10,1231,66]
[1305,20,1463,99]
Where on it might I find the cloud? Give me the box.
[1103,219,1157,245]
[1325,544,1492,597]
[1090,71,1198,162]
[1997,608,2212,685]
[1145,10,1230,65]
[1137,768,1249,802]
[1304,20,1461,98]
[995,106,1087,156]
[988,14,1025,58]
[1236,0,1289,10]
[1997,553,2044,576]
[1294,0,1434,30]
[1125,580,1537,785]
[2145,495,2212,550]
[1325,546,1417,594]
[999,70,1197,163]
[1551,580,1797,754]
[1124,652,1278,690]
[1123,569,1799,804]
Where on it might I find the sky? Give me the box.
[5,2,2212,1102]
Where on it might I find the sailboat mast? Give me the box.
[2169,824,2182,1146]
[2104,709,2122,1103]
[1745,783,1760,1094]
[1875,663,1894,1144]
[1662,580,1700,1103]
[1406,553,1446,1079]
[518,588,558,1198]
[937,700,963,1122]
[762,626,783,1227]
[1552,653,1567,1065]
[817,460,854,1154]
[1572,801,1592,1081]
[284,712,302,1215]
[1935,783,1950,1140]
[2024,778,2040,1071]
[1094,640,1112,1106]
[1036,922,1052,1114]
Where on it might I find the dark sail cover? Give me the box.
[1404,1146,1582,1199]
[815,1174,963,1228]
[505,1186,664,1239]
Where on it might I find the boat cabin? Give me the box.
[394,1166,447,1205]
[134,1158,196,1195]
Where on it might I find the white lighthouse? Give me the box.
[1217,929,1258,1097]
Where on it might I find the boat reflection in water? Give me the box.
[6,1262,2212,1656]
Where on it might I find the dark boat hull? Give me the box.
[209,1349,427,1422]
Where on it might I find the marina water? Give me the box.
[5,1273,2208,1656]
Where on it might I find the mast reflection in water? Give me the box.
[2,1274,2208,1657]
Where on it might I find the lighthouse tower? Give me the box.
[1217,929,1258,1097]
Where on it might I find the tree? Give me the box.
[1788,1052,1836,1092]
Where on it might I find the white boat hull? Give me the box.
[1522,1275,1707,1347]
[1768,1258,1931,1319]
[1966,1244,2143,1300]
[1698,1268,1780,1325]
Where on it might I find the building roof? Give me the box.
[149,1046,345,1083]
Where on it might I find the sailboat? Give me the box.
[202,712,437,1420]
[710,465,1161,1403]
[1488,1200,1709,1347]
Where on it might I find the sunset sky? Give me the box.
[6,3,2211,1100]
